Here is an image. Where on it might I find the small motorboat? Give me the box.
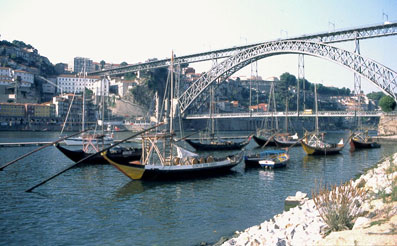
[244,149,287,167]
[259,151,290,169]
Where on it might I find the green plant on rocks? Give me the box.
[312,180,366,235]
[392,177,397,202]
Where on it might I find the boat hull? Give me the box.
[253,135,276,147]
[63,137,114,146]
[273,138,299,147]
[259,160,288,169]
[102,152,241,180]
[56,144,141,165]
[185,138,249,151]
[300,141,343,155]
[350,138,381,149]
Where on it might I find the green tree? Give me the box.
[120,61,128,66]
[100,60,106,70]
[379,96,396,112]
[367,91,385,101]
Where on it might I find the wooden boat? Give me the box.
[300,133,345,155]
[56,143,141,164]
[259,151,289,169]
[102,132,243,180]
[350,131,381,150]
[185,135,252,151]
[272,96,299,148]
[101,52,243,180]
[63,133,114,146]
[244,149,287,167]
[273,133,299,147]
[252,134,277,147]
[300,84,345,155]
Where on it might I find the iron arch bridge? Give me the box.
[177,40,397,114]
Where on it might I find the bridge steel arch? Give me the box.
[178,40,397,114]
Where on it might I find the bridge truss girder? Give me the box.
[178,40,397,114]
[89,22,397,77]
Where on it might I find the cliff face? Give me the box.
[378,114,397,135]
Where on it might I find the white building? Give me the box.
[110,78,137,96]
[14,70,34,87]
[57,74,109,96]
[0,67,34,87]
[0,67,13,86]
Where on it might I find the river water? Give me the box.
[0,130,396,246]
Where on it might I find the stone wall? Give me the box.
[377,114,397,136]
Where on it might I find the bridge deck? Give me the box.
[185,111,386,119]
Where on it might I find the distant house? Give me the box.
[54,63,69,74]
[249,103,268,112]
[0,67,34,87]
[56,74,109,97]
[110,78,138,96]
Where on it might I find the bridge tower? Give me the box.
[354,34,362,129]
[298,54,305,114]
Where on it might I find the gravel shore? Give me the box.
[220,153,397,246]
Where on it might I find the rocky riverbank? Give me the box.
[219,153,397,246]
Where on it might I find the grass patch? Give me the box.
[369,219,387,227]
[312,180,366,235]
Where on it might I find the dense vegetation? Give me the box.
[0,39,56,75]
[274,72,350,111]
[379,96,396,112]
[129,68,169,109]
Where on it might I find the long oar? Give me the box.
[261,132,278,148]
[175,131,198,142]
[0,129,91,171]
[25,122,164,193]
[285,136,305,153]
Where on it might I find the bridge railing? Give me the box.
[184,111,385,119]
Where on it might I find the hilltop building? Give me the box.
[73,57,93,73]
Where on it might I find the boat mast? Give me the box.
[101,77,105,134]
[82,64,86,132]
[169,51,174,134]
[272,81,278,130]
[285,96,288,132]
[210,84,215,139]
[314,83,319,134]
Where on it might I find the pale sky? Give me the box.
[0,0,396,93]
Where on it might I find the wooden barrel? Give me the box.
[173,157,180,165]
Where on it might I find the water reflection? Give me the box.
[258,170,275,180]
[114,180,147,198]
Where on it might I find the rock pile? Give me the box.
[222,192,326,246]
[221,153,397,246]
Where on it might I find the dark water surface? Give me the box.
[0,131,396,246]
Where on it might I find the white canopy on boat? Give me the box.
[176,146,198,158]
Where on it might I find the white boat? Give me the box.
[63,133,114,146]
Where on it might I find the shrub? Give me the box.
[312,180,366,234]
[392,177,397,202]
[379,96,396,112]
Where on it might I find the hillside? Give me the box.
[0,40,56,76]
